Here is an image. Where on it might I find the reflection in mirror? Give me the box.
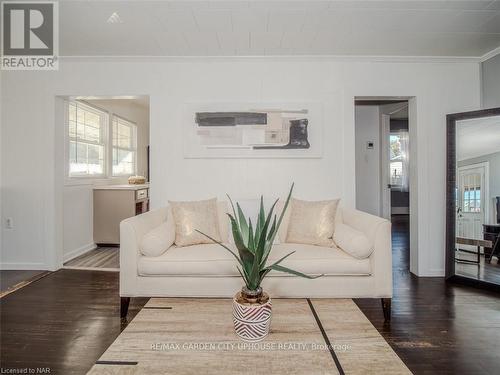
[455,115,500,284]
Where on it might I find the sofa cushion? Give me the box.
[278,201,344,243]
[138,243,371,277]
[140,220,175,257]
[217,201,230,243]
[169,198,222,247]
[334,223,373,259]
[286,198,340,246]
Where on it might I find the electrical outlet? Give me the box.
[5,217,14,229]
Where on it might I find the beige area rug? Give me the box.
[88,298,411,375]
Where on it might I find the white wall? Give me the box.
[355,106,380,216]
[0,58,480,276]
[482,53,500,109]
[62,99,149,261]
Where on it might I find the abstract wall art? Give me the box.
[183,102,323,158]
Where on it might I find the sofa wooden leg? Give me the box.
[381,298,391,322]
[121,297,130,318]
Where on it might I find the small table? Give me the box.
[455,237,492,265]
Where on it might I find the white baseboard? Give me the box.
[63,243,97,263]
[391,207,409,215]
[417,269,445,277]
[62,266,119,272]
[0,262,49,270]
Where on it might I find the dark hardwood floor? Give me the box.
[1,214,499,374]
[0,270,148,374]
[355,215,500,375]
[455,250,500,284]
[0,270,47,294]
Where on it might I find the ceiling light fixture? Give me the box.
[107,12,123,24]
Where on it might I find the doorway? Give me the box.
[354,97,412,274]
[457,162,489,241]
[54,95,151,272]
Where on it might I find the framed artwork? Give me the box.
[183,102,323,158]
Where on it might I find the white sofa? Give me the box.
[119,203,392,319]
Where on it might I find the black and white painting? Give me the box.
[183,103,322,158]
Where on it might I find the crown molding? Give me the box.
[480,46,500,62]
[59,54,482,64]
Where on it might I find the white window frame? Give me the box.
[389,130,409,192]
[66,100,108,179]
[65,100,139,181]
[111,115,138,177]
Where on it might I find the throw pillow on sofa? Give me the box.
[169,198,222,247]
[286,198,340,246]
[140,221,175,257]
[334,223,373,259]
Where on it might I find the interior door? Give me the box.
[457,164,488,241]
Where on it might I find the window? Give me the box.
[112,116,137,176]
[67,100,138,179]
[68,102,107,177]
[462,173,482,213]
[389,132,409,191]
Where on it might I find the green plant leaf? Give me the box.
[206,184,312,289]
[267,215,277,241]
[256,198,278,262]
[263,250,296,270]
[258,196,266,230]
[228,214,245,249]
[265,183,294,256]
[254,196,265,245]
[268,264,323,279]
[226,194,239,227]
[227,215,254,276]
[261,211,279,267]
[248,218,255,252]
[236,203,249,244]
[194,229,243,267]
[236,266,249,288]
[259,251,296,283]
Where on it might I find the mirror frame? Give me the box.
[446,107,500,291]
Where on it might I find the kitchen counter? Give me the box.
[93,183,149,191]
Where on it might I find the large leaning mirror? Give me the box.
[446,108,500,290]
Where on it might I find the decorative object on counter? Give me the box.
[128,176,146,184]
[197,184,322,342]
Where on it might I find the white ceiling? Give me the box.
[59,0,500,57]
[457,115,500,161]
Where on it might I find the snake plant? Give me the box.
[196,184,322,291]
